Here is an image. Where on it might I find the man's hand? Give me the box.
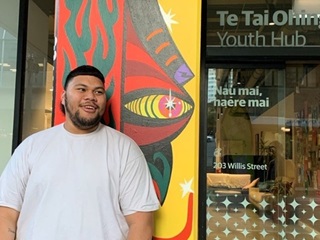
[125,211,155,240]
[0,206,19,240]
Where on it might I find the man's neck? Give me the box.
[63,122,99,134]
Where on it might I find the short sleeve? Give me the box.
[119,141,160,215]
[0,142,30,212]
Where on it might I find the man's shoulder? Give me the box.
[99,124,125,137]
[99,124,136,144]
[13,124,63,155]
[23,124,63,143]
[32,124,62,136]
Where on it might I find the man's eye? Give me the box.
[78,88,86,92]
[95,90,104,95]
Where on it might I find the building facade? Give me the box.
[0,0,320,239]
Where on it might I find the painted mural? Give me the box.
[54,0,201,238]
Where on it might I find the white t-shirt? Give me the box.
[0,123,159,240]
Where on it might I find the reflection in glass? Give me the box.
[206,63,320,239]
[0,18,18,171]
[207,1,320,47]
[22,0,54,140]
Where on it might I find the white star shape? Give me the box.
[180,179,194,198]
[159,5,179,32]
[165,89,176,118]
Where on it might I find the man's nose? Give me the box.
[84,91,97,101]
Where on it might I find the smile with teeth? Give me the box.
[82,105,97,113]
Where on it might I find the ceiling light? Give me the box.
[281,127,290,132]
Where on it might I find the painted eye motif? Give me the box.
[124,90,192,119]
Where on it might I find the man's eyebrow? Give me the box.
[94,86,105,90]
[74,83,88,87]
[74,83,104,89]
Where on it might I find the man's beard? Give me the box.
[64,96,101,130]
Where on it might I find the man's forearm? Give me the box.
[126,212,154,240]
[0,219,17,240]
[0,207,19,240]
[127,223,153,240]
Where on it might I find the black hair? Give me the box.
[63,65,105,90]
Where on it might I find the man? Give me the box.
[0,65,160,240]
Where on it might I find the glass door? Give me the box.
[206,62,320,239]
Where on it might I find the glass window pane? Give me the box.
[206,62,320,239]
[0,0,19,172]
[22,0,54,140]
[207,1,320,47]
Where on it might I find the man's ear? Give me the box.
[61,91,66,106]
